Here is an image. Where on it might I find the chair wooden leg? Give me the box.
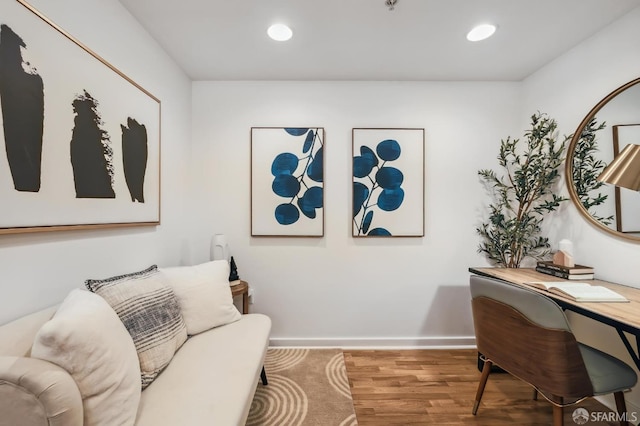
[472,359,492,415]
[614,391,629,426]
[552,402,564,426]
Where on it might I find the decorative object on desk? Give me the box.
[0,1,160,235]
[352,128,425,237]
[552,250,574,267]
[228,256,240,284]
[251,127,324,237]
[477,112,569,268]
[210,233,230,262]
[557,239,574,256]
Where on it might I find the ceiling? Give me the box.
[118,0,640,81]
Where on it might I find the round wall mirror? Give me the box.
[566,77,640,242]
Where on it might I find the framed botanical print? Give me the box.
[251,127,324,237]
[352,128,424,237]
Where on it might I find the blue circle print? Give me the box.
[375,167,404,189]
[272,175,300,197]
[275,203,300,225]
[376,139,401,161]
[271,153,299,176]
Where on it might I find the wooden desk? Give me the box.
[469,267,640,370]
[230,280,249,314]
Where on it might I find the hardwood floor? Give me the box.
[344,349,626,425]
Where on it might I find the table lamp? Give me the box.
[597,144,640,191]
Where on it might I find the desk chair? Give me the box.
[470,275,637,426]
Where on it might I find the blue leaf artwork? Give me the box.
[269,128,324,227]
[353,138,404,236]
[352,128,424,238]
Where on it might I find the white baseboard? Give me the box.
[268,336,476,349]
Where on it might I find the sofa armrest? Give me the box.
[0,356,83,426]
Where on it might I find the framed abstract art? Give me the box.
[251,127,324,237]
[352,128,424,237]
[0,1,160,234]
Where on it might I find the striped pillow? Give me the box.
[85,265,187,389]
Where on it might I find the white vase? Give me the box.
[211,234,230,262]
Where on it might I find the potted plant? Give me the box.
[477,112,569,268]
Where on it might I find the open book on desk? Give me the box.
[524,281,629,303]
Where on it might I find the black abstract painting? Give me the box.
[121,117,148,203]
[0,1,160,234]
[0,24,44,192]
[70,90,115,199]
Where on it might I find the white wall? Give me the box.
[0,0,192,325]
[191,80,521,346]
[522,7,640,413]
[523,8,640,285]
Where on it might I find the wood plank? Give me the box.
[345,349,623,425]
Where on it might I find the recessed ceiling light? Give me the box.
[466,24,497,42]
[267,24,292,41]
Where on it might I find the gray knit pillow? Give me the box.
[85,265,187,389]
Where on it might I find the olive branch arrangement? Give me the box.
[477,112,570,268]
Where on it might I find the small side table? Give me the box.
[230,280,249,314]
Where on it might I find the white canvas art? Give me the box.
[251,127,324,237]
[352,128,424,237]
[0,0,160,233]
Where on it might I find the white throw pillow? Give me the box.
[160,260,241,335]
[31,289,141,426]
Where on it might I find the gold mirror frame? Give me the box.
[565,77,640,242]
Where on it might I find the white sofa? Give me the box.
[0,264,271,426]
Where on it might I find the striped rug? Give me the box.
[247,348,358,426]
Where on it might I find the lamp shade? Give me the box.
[210,234,230,261]
[597,144,640,191]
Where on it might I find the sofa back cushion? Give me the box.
[85,265,187,389]
[160,260,241,335]
[31,289,141,426]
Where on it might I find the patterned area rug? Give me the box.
[247,348,358,426]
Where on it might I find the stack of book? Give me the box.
[535,261,595,280]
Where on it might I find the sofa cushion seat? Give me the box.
[134,313,271,426]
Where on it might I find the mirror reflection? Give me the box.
[566,78,640,241]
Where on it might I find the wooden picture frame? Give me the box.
[251,127,324,237]
[0,0,161,234]
[352,128,424,237]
